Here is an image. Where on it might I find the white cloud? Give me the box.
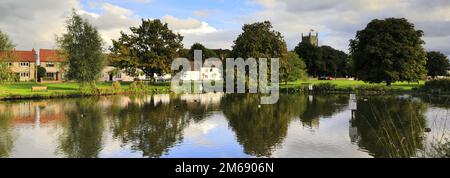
[247,0,450,55]
[80,3,140,48]
[0,0,80,49]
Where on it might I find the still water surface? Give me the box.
[0,94,448,158]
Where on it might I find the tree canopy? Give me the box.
[294,43,350,77]
[350,18,427,85]
[110,19,184,78]
[232,21,288,59]
[280,52,308,84]
[0,30,16,83]
[0,30,14,51]
[58,11,105,83]
[187,43,218,61]
[426,51,450,78]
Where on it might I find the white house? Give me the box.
[181,61,223,81]
[99,66,146,82]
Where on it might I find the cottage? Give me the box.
[39,49,66,81]
[0,49,37,81]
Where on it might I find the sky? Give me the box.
[1,0,450,56]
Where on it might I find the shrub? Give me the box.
[355,85,389,92]
[80,81,100,95]
[313,83,337,91]
[112,81,121,91]
[423,79,450,92]
[129,81,138,91]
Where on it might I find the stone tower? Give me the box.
[301,31,319,47]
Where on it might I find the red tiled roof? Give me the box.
[39,49,64,62]
[0,49,37,62]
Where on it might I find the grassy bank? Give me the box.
[0,82,171,100]
[280,79,425,93]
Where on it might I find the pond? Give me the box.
[0,93,448,158]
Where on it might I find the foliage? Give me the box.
[0,63,15,83]
[313,82,337,91]
[110,19,184,80]
[232,21,288,59]
[112,81,121,91]
[280,52,307,84]
[0,30,15,83]
[37,66,47,81]
[295,43,350,77]
[57,10,105,83]
[426,51,450,77]
[0,30,14,51]
[423,79,450,92]
[187,43,218,60]
[350,18,427,86]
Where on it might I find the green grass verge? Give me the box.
[280,79,425,91]
[0,81,170,99]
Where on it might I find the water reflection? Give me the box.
[57,98,105,158]
[351,96,427,158]
[0,93,447,158]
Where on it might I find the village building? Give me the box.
[39,49,66,81]
[99,66,147,82]
[0,49,37,81]
[181,61,223,81]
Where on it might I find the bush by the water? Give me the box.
[355,85,390,92]
[313,83,337,91]
[423,79,450,92]
[112,81,121,91]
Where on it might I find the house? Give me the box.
[181,61,223,81]
[0,49,37,81]
[39,49,66,81]
[99,66,146,82]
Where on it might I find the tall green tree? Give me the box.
[350,18,427,86]
[0,30,16,83]
[110,19,184,79]
[232,21,288,59]
[0,30,14,51]
[57,11,105,83]
[188,43,218,61]
[294,43,350,77]
[426,51,450,78]
[280,52,307,84]
[294,42,321,76]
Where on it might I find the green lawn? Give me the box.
[281,78,425,91]
[0,81,170,99]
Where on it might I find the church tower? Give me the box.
[301,30,319,47]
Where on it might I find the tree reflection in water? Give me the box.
[108,94,222,157]
[0,111,13,157]
[57,98,105,158]
[299,95,349,128]
[351,96,427,158]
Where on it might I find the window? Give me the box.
[46,62,55,67]
[115,73,122,79]
[46,73,54,78]
[20,72,29,78]
[20,62,29,67]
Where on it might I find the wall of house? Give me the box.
[9,62,36,81]
[40,62,65,80]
